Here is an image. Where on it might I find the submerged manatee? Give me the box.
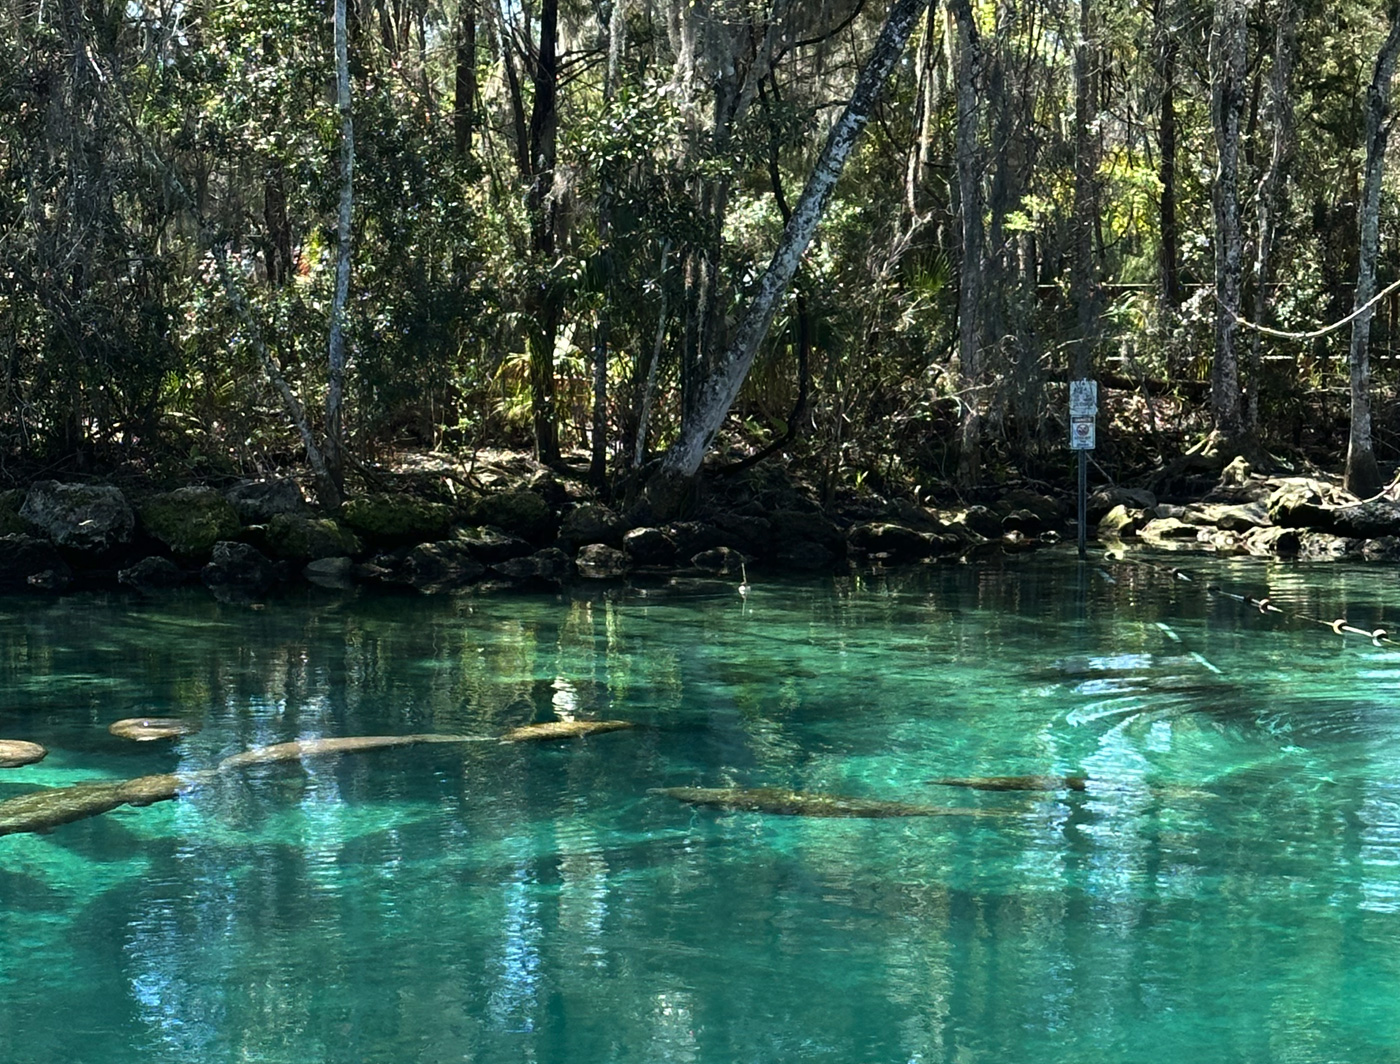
[651,786,1003,819]
[218,733,481,770]
[927,775,1088,792]
[0,771,214,837]
[0,740,47,768]
[109,717,201,741]
[500,720,636,743]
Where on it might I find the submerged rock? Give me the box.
[109,717,201,741]
[500,720,636,743]
[650,786,1001,818]
[0,740,47,768]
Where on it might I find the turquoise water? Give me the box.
[3,550,1400,1063]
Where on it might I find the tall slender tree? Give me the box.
[1345,3,1400,498]
[1208,0,1247,450]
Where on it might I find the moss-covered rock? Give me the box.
[262,514,362,562]
[470,489,558,542]
[342,493,454,547]
[139,486,241,559]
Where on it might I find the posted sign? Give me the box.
[1069,379,1096,450]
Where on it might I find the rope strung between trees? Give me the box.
[1226,275,1400,342]
[1100,553,1400,651]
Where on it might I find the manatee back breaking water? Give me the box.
[3,552,1400,1063]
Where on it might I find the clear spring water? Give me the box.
[3,549,1400,1064]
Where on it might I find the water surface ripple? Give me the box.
[2,552,1399,1062]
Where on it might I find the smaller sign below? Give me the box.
[1069,379,1098,416]
[1070,415,1096,450]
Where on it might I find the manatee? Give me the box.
[927,775,1088,792]
[0,740,47,768]
[218,733,481,770]
[0,771,214,837]
[500,720,636,743]
[650,786,1003,819]
[109,717,201,741]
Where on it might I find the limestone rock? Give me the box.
[118,556,187,591]
[1329,498,1400,539]
[139,486,241,559]
[202,541,278,593]
[848,522,936,562]
[341,493,454,547]
[0,489,30,535]
[263,514,362,562]
[490,547,573,587]
[1210,502,1271,531]
[557,503,626,550]
[0,535,72,591]
[1267,481,1336,529]
[1296,531,1363,561]
[690,546,746,575]
[1098,505,1147,537]
[225,477,308,523]
[303,556,355,588]
[1138,517,1204,547]
[623,527,678,566]
[1087,486,1158,524]
[470,489,558,542]
[453,527,533,563]
[403,541,486,591]
[1362,536,1400,562]
[1242,526,1300,557]
[575,543,630,579]
[20,481,134,553]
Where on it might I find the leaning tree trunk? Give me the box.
[1346,3,1400,498]
[647,0,932,510]
[324,0,353,502]
[1209,0,1247,448]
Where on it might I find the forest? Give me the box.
[4,0,1400,512]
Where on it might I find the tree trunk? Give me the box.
[1346,4,1400,497]
[949,0,984,483]
[1071,0,1098,380]
[454,0,477,157]
[527,0,561,463]
[325,0,354,497]
[1154,0,1181,311]
[1209,0,1246,446]
[1247,0,1294,434]
[648,0,931,504]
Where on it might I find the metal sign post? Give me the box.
[1069,380,1097,559]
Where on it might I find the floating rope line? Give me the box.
[1104,553,1400,651]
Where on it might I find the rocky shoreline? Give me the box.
[1,453,1397,600]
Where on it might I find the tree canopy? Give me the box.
[4,0,1400,502]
